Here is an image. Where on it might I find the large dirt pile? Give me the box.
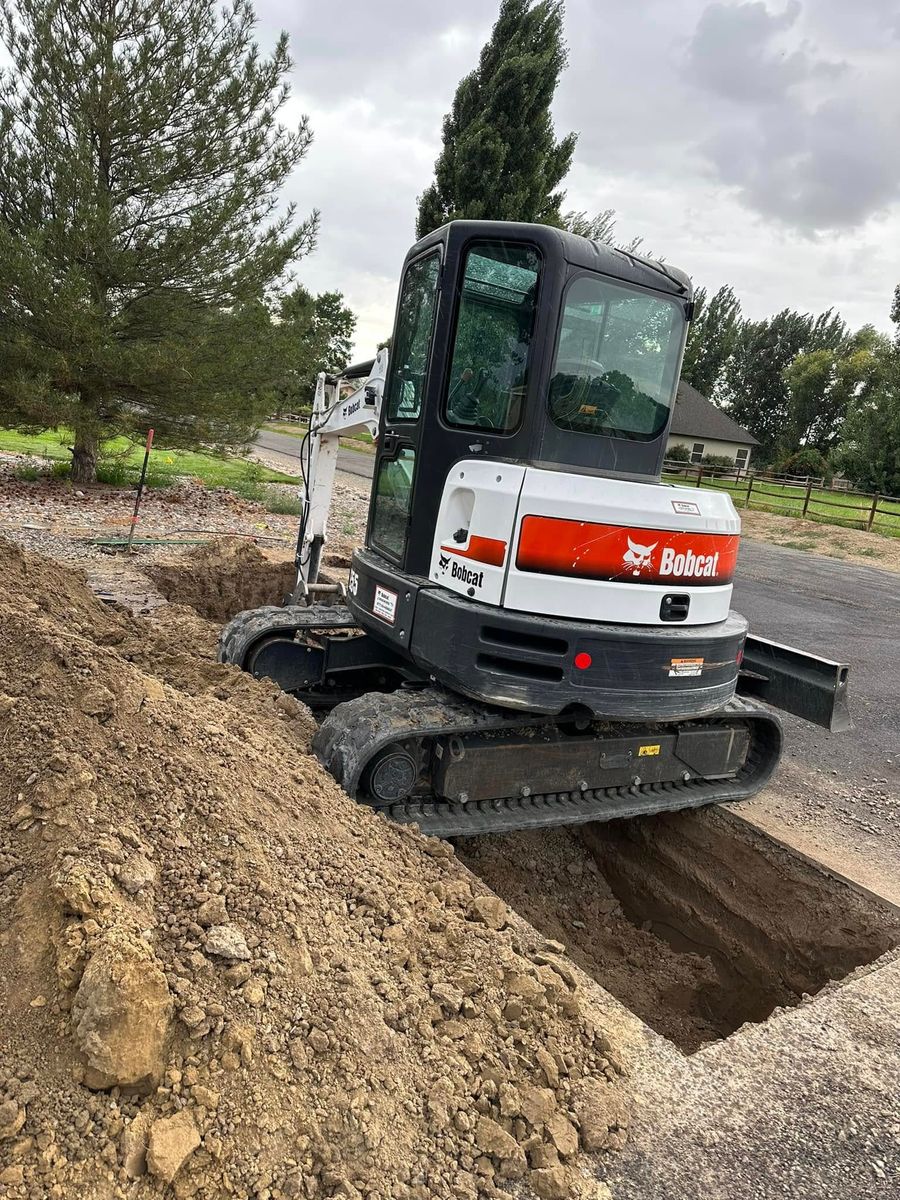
[0,540,626,1200]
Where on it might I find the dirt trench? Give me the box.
[457,808,900,1054]
[145,539,298,621]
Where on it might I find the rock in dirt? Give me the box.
[530,1166,575,1199]
[117,851,156,896]
[71,929,172,1091]
[0,1100,25,1140]
[546,1112,579,1159]
[146,1109,200,1183]
[469,894,509,930]
[572,1077,630,1152]
[120,1109,154,1178]
[475,1117,527,1177]
[204,923,251,961]
[196,894,229,926]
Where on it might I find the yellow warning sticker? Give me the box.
[669,657,704,678]
[638,744,661,757]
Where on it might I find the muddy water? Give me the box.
[457,807,900,1053]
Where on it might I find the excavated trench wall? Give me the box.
[459,808,900,1054]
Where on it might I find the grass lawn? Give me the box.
[0,427,298,489]
[663,471,900,539]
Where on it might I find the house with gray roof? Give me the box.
[667,380,759,468]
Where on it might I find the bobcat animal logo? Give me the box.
[622,536,657,576]
[439,553,451,572]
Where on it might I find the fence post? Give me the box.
[744,474,754,509]
[867,493,880,532]
[802,479,813,518]
[696,467,703,489]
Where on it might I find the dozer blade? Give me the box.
[313,687,783,838]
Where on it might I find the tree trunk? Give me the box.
[71,429,99,484]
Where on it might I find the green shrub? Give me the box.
[96,460,131,487]
[778,448,829,479]
[50,460,71,480]
[142,468,171,489]
[234,479,265,502]
[701,453,736,468]
[264,488,303,515]
[13,462,42,481]
[666,443,691,462]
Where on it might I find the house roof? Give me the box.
[670,380,759,446]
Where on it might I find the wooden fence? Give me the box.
[662,460,899,536]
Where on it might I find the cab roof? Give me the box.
[411,219,693,301]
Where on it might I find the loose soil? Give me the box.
[0,538,624,1200]
[741,509,900,574]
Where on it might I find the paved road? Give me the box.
[255,429,375,479]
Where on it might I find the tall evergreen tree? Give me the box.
[415,0,576,238]
[0,0,317,481]
[680,284,741,397]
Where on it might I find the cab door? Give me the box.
[366,249,442,569]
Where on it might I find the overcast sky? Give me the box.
[256,0,900,358]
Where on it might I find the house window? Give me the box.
[735,447,750,469]
[690,442,704,464]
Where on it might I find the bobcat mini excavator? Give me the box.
[221,220,850,837]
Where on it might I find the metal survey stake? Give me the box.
[126,428,154,553]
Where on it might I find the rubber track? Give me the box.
[314,688,783,837]
[218,604,358,669]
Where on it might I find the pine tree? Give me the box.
[415,0,576,238]
[0,0,318,481]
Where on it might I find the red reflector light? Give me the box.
[574,652,592,670]
[736,647,744,665]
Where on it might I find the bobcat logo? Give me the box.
[622,536,657,576]
[438,553,451,572]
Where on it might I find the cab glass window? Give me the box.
[445,241,540,433]
[386,253,441,422]
[369,448,416,561]
[549,275,683,440]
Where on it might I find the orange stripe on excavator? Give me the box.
[441,535,508,568]
[516,515,739,586]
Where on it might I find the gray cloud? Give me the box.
[687,1,844,103]
[253,0,900,353]
[685,1,900,231]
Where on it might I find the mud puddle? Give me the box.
[457,806,900,1053]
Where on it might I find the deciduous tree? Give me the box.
[717,308,848,462]
[273,286,356,414]
[681,284,741,398]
